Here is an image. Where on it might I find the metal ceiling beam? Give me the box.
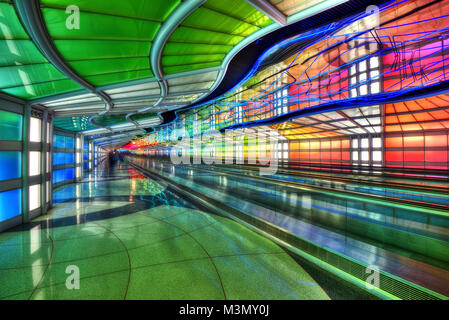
[13,0,113,112]
[0,92,26,105]
[244,0,287,25]
[150,0,205,107]
[30,89,90,105]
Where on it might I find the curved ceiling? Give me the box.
[0,0,349,147]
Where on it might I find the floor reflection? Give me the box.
[0,160,329,300]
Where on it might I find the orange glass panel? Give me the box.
[425,135,447,147]
[420,122,445,130]
[291,142,300,150]
[404,135,424,147]
[310,152,320,160]
[291,151,300,159]
[429,110,449,119]
[402,123,422,131]
[331,151,341,160]
[413,113,434,121]
[385,105,396,114]
[385,125,402,132]
[386,136,403,148]
[398,114,416,123]
[299,151,309,159]
[385,116,399,124]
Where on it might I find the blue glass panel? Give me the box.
[53,152,75,166]
[53,134,64,149]
[65,152,74,164]
[65,136,75,149]
[53,168,75,184]
[83,152,89,160]
[83,162,88,170]
[53,152,65,166]
[65,168,75,180]
[0,188,21,222]
[0,151,21,181]
[53,169,63,184]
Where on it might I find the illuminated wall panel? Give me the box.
[385,132,449,169]
[289,137,350,166]
[53,132,76,186]
[0,110,22,141]
[0,151,21,181]
[29,184,41,211]
[29,117,42,143]
[52,168,75,185]
[0,108,23,227]
[0,189,21,222]
[29,151,41,176]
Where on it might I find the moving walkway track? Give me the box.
[215,163,449,192]
[126,156,449,300]
[196,164,449,207]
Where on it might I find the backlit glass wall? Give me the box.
[1,103,52,231]
[122,0,449,173]
[0,108,23,228]
[83,140,93,172]
[52,130,76,187]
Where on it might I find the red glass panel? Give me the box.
[386,151,403,161]
[425,150,447,162]
[404,151,424,162]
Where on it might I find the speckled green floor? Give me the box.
[0,161,330,300]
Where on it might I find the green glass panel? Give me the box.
[54,116,97,132]
[85,69,153,86]
[0,4,29,39]
[68,57,149,77]
[41,0,181,22]
[130,112,157,121]
[42,8,160,41]
[0,109,22,140]
[162,54,225,67]
[161,0,272,75]
[203,0,272,27]
[0,63,67,89]
[94,114,127,127]
[164,61,221,74]
[169,26,242,46]
[183,7,260,37]
[0,40,48,66]
[2,80,82,99]
[164,43,232,56]
[0,3,79,100]
[54,40,151,60]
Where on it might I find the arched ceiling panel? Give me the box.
[161,0,272,75]
[39,0,181,86]
[0,0,352,147]
[0,1,82,99]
